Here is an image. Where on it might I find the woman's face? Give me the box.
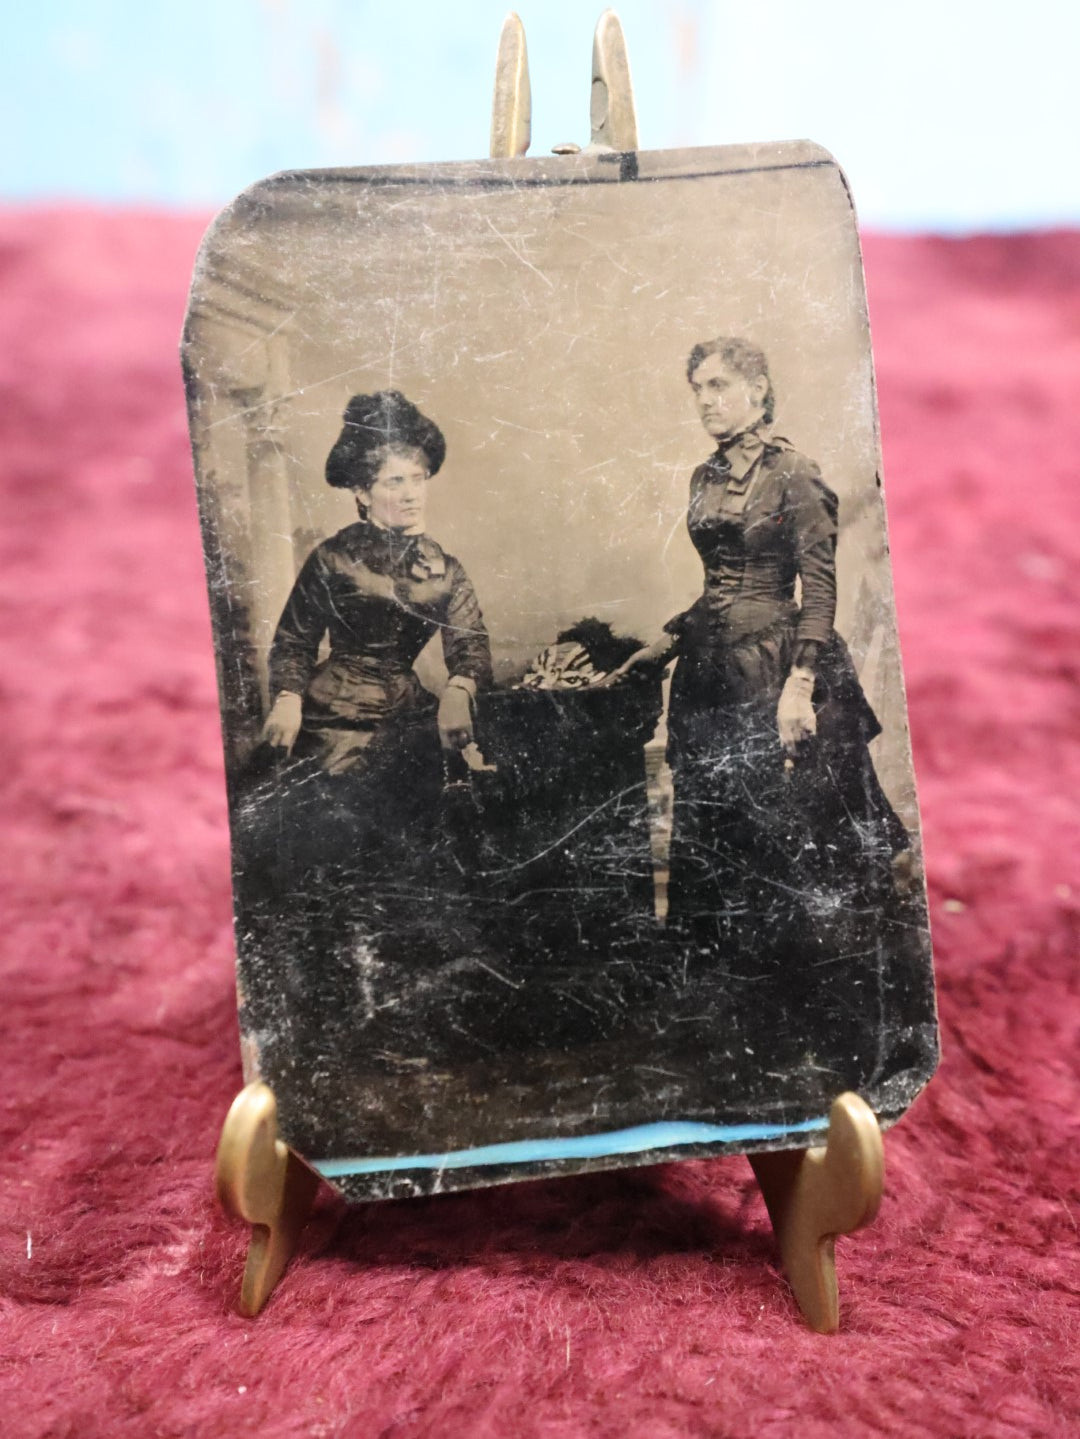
[363,447,430,533]
[689,354,768,443]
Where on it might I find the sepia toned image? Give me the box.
[184,140,938,1199]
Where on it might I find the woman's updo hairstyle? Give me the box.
[686,337,775,425]
[325,390,446,491]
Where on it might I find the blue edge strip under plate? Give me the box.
[315,1116,829,1178]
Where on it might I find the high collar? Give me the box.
[708,426,771,486]
[347,519,446,579]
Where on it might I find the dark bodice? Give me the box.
[269,521,491,727]
[684,440,839,647]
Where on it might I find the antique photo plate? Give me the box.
[184,141,938,1200]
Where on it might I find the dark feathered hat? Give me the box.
[325,390,446,491]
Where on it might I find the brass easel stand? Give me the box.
[749,1094,884,1331]
[215,1083,320,1317]
[214,10,886,1331]
[217,1080,883,1330]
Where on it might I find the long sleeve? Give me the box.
[267,547,331,699]
[786,461,838,647]
[442,559,493,690]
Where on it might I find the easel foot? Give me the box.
[749,1092,884,1333]
[215,1082,320,1316]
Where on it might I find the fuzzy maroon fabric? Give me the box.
[1,210,1077,1438]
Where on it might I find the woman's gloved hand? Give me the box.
[260,690,303,753]
[777,666,816,755]
[438,677,475,751]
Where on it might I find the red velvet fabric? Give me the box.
[0,211,1077,1437]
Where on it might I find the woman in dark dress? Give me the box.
[261,389,491,779]
[613,339,907,1007]
[238,391,492,1030]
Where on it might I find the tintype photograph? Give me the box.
[184,140,938,1198]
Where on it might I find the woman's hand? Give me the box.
[438,677,475,751]
[598,634,678,687]
[261,691,303,753]
[777,666,816,755]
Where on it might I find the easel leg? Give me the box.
[748,1092,884,1333]
[215,1082,320,1316]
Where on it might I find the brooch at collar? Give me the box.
[407,536,447,582]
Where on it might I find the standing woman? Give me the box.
[616,338,907,964]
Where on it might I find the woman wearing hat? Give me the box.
[260,389,491,777]
[237,391,491,1055]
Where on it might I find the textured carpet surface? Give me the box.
[0,211,1077,1438]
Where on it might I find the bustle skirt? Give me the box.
[665,611,908,941]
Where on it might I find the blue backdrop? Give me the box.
[4,1,1077,230]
